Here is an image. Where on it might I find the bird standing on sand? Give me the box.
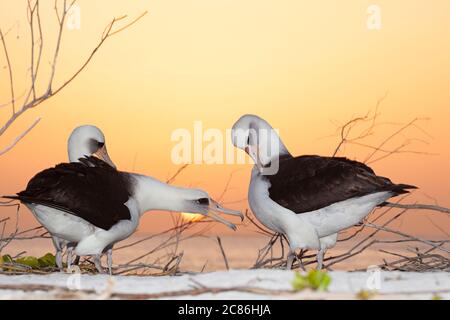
[231,114,416,269]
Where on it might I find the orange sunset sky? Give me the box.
[0,0,449,236]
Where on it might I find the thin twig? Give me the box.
[216,237,229,270]
[0,118,41,156]
[0,28,15,113]
[382,202,450,215]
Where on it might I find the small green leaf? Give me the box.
[38,253,56,267]
[307,269,331,291]
[292,272,308,291]
[16,256,40,268]
[1,254,13,264]
[292,270,332,292]
[1,255,14,270]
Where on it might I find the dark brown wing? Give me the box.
[266,155,416,213]
[12,156,133,230]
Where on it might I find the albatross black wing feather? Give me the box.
[10,156,133,230]
[266,155,416,214]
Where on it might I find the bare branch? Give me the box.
[364,222,450,255]
[382,202,450,215]
[0,2,147,154]
[47,0,76,95]
[51,10,148,97]
[0,28,15,113]
[109,11,148,37]
[166,163,189,184]
[216,237,229,270]
[0,117,41,156]
[332,115,369,157]
[363,117,429,163]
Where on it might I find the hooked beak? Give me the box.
[204,199,244,231]
[94,145,116,169]
[245,145,263,172]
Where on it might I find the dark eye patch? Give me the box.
[196,198,209,205]
[88,139,104,154]
[88,139,98,154]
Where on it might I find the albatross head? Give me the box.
[178,189,244,231]
[68,125,116,168]
[132,175,244,230]
[231,114,290,174]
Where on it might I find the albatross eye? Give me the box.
[196,198,209,205]
[88,139,104,153]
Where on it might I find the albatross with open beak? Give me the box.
[231,114,416,269]
[5,134,242,274]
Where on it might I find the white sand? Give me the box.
[0,269,449,300]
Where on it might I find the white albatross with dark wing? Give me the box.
[9,125,115,271]
[4,154,242,274]
[231,114,417,269]
[56,125,116,270]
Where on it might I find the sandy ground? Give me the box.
[3,234,449,299]
[0,269,449,300]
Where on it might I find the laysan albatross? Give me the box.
[17,125,115,270]
[5,140,242,274]
[231,114,416,269]
[59,125,116,270]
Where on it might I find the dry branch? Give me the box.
[0,117,41,156]
[382,202,450,215]
[216,236,229,270]
[0,28,15,113]
[0,0,147,155]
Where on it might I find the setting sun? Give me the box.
[180,212,205,222]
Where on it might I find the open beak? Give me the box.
[94,145,116,169]
[211,199,244,220]
[203,199,244,231]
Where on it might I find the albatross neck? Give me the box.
[129,174,196,215]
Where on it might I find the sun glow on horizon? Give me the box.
[180,212,205,222]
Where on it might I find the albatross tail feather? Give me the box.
[377,184,417,207]
[390,183,418,195]
[1,195,20,200]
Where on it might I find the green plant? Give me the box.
[2,252,56,269]
[0,254,13,264]
[291,270,331,292]
[15,256,40,268]
[37,253,57,267]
